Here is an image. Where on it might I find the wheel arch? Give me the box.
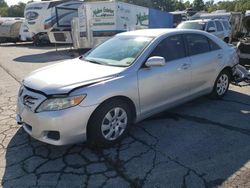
[86,95,137,139]
[221,66,233,79]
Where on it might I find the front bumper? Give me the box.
[17,98,98,145]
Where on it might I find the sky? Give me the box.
[6,0,195,6]
[5,0,227,6]
[5,0,40,6]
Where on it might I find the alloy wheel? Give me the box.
[216,74,229,96]
[101,107,128,141]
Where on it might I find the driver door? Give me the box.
[137,34,192,116]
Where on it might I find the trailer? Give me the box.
[24,0,83,44]
[0,17,23,22]
[72,1,173,49]
[0,19,23,43]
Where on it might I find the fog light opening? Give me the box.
[47,131,60,141]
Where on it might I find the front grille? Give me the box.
[18,86,47,112]
[23,95,38,110]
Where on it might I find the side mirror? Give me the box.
[207,27,216,33]
[145,56,166,67]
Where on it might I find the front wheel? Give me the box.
[87,99,132,147]
[210,70,230,99]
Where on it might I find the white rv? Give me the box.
[24,0,83,43]
[72,1,173,49]
[19,22,34,41]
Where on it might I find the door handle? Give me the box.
[217,54,223,59]
[181,63,190,70]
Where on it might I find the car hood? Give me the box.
[23,58,126,95]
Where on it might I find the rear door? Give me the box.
[184,33,222,94]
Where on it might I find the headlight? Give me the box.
[36,95,86,112]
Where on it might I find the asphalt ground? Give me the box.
[0,43,249,188]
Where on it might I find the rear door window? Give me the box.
[185,34,210,56]
[150,35,186,61]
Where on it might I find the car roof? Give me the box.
[182,19,228,23]
[117,28,228,49]
[117,28,208,38]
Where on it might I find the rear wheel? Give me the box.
[210,70,230,99]
[87,99,132,148]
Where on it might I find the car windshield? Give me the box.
[82,36,153,67]
[178,22,206,31]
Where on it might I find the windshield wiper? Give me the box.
[82,58,106,65]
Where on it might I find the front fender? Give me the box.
[70,72,140,117]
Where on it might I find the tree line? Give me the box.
[0,0,250,18]
[0,0,26,17]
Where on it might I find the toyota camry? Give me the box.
[16,29,239,146]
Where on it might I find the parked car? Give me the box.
[16,29,238,146]
[177,19,232,43]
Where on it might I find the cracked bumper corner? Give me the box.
[17,102,98,145]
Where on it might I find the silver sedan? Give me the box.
[16,29,239,146]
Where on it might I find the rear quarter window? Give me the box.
[208,38,221,51]
[222,21,231,30]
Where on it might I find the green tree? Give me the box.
[193,0,205,11]
[173,0,186,11]
[8,2,26,17]
[184,1,191,9]
[234,0,250,12]
[0,0,8,17]
[151,0,175,12]
[216,1,235,12]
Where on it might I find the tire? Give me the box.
[210,70,231,99]
[87,99,132,148]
